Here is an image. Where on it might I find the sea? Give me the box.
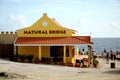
[78,38,120,54]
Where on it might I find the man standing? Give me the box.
[106,52,109,64]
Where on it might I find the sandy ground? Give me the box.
[0,58,120,80]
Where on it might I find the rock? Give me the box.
[0,72,8,77]
[0,72,27,79]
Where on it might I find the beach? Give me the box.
[0,58,120,80]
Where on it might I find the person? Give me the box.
[113,53,116,61]
[110,50,113,60]
[104,49,106,53]
[93,51,97,59]
[116,51,119,55]
[106,52,109,64]
[103,49,106,59]
[78,49,81,55]
[82,48,85,55]
[81,59,84,67]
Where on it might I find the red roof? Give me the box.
[15,36,93,45]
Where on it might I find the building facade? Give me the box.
[14,13,93,64]
[0,32,17,58]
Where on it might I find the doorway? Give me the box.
[50,46,63,57]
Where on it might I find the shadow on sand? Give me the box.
[103,70,120,74]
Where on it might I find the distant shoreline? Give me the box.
[78,38,120,53]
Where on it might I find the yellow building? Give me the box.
[14,13,93,64]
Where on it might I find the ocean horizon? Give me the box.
[78,38,120,53]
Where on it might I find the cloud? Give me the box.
[9,14,26,26]
[100,22,120,37]
[75,17,90,35]
[110,22,120,29]
[0,14,26,31]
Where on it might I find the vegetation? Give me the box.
[19,55,26,62]
[41,57,51,64]
[93,59,99,68]
[26,55,34,63]
[34,57,40,63]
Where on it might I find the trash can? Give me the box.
[110,62,115,68]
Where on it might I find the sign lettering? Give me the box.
[24,30,66,34]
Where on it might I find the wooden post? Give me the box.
[88,45,93,67]
[75,46,77,55]
[63,46,66,63]
[39,46,42,61]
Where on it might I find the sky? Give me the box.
[0,0,120,38]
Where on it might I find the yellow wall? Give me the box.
[66,46,74,63]
[41,46,50,58]
[17,13,75,37]
[18,46,50,58]
[18,46,39,57]
[18,46,74,63]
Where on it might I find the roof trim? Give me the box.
[14,43,92,46]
